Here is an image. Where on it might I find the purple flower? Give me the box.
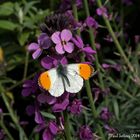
[85,16,98,29]
[76,0,83,8]
[37,92,57,105]
[79,126,93,140]
[100,107,112,122]
[102,63,121,71]
[52,93,70,112]
[41,55,67,70]
[43,121,58,140]
[37,92,70,113]
[26,105,35,116]
[96,7,108,18]
[72,35,96,61]
[122,0,133,5]
[0,130,4,140]
[69,99,82,115]
[35,107,45,124]
[93,87,110,98]
[28,33,51,59]
[51,29,74,54]
[95,43,101,50]
[21,74,39,97]
[104,124,116,134]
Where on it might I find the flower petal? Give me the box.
[41,56,54,69]
[52,98,69,112]
[32,48,42,59]
[71,36,84,48]
[43,128,53,140]
[63,42,74,53]
[61,29,72,41]
[51,31,61,44]
[49,122,58,135]
[28,43,39,51]
[60,56,68,65]
[55,44,65,54]
[23,80,32,88]
[35,110,44,124]
[26,105,35,116]
[21,88,32,97]
[82,47,96,54]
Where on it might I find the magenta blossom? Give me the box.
[102,63,121,71]
[28,33,51,59]
[26,105,35,116]
[37,92,70,113]
[21,74,39,97]
[43,121,58,140]
[51,29,74,54]
[72,35,96,61]
[85,16,98,29]
[41,55,68,70]
[68,99,82,115]
[79,126,93,140]
[96,7,108,18]
[35,104,45,124]
[104,124,116,134]
[100,107,112,122]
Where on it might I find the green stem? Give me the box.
[72,1,105,139]
[0,84,28,140]
[0,120,14,140]
[96,0,134,72]
[23,52,29,80]
[63,111,72,140]
[85,81,97,117]
[83,0,108,106]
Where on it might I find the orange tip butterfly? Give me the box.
[38,63,94,97]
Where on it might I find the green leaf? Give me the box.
[113,99,120,120]
[0,20,18,31]
[41,112,56,120]
[18,31,30,46]
[0,2,14,16]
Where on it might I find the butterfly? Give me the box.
[38,63,94,97]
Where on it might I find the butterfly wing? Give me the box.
[64,63,94,93]
[49,76,64,97]
[63,64,83,93]
[64,70,83,93]
[66,63,94,80]
[38,68,64,97]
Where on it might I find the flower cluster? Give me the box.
[22,11,97,140]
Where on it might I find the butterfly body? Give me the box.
[38,63,94,97]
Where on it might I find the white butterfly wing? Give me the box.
[49,75,64,97]
[64,64,83,93]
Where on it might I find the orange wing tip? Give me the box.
[38,72,51,90]
[79,64,94,80]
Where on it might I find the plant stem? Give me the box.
[23,51,29,80]
[83,0,108,106]
[0,120,14,140]
[96,0,134,72]
[0,84,28,140]
[72,1,105,139]
[63,111,72,140]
